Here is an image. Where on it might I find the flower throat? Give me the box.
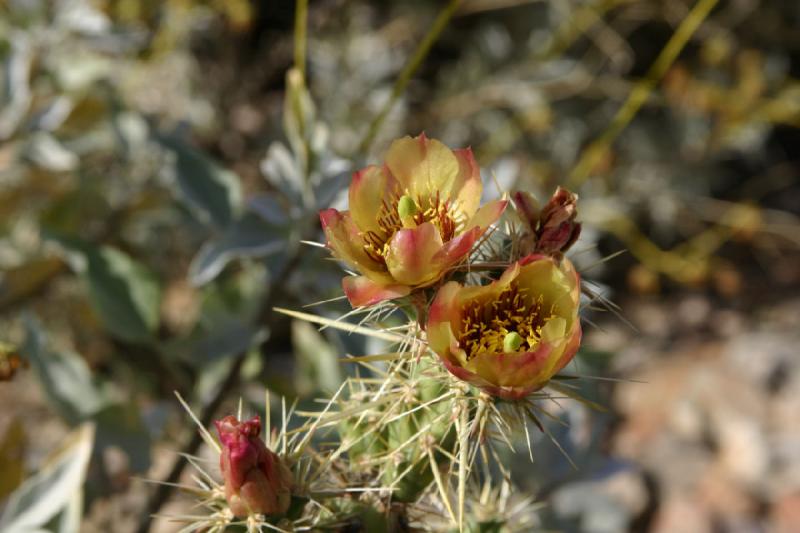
[459,283,555,359]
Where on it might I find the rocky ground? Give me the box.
[565,295,800,533]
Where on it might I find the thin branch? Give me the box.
[357,0,463,154]
[567,0,719,188]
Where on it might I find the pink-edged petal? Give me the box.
[552,320,582,373]
[439,357,491,388]
[516,255,576,316]
[385,133,461,200]
[456,261,521,309]
[436,226,480,267]
[427,281,462,357]
[435,200,507,266]
[464,199,508,232]
[319,209,393,282]
[385,221,445,286]
[342,275,410,307]
[348,165,399,234]
[451,147,482,217]
[465,342,556,389]
[438,356,535,400]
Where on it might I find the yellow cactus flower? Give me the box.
[426,254,582,399]
[320,134,507,307]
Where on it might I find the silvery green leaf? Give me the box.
[56,490,83,533]
[160,135,243,228]
[189,212,286,286]
[23,315,108,423]
[55,0,111,35]
[0,424,94,533]
[292,320,343,395]
[29,96,73,132]
[248,194,288,225]
[111,111,149,156]
[0,34,32,140]
[93,403,151,473]
[313,169,351,211]
[24,132,79,171]
[260,141,304,203]
[189,322,268,365]
[51,50,112,92]
[85,246,161,344]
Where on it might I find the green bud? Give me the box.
[503,332,523,352]
[397,195,418,220]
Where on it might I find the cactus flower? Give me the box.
[427,255,582,399]
[320,134,507,307]
[513,187,581,256]
[215,415,293,517]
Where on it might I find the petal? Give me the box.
[436,226,480,267]
[349,165,399,234]
[456,261,520,309]
[427,281,462,358]
[451,147,482,217]
[385,133,461,201]
[466,341,556,389]
[385,221,445,286]
[437,199,507,266]
[320,209,392,282]
[240,471,279,515]
[464,199,508,232]
[343,275,410,307]
[515,255,576,319]
[439,356,494,389]
[552,320,582,373]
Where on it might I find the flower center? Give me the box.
[458,283,554,358]
[362,190,462,266]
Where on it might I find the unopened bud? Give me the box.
[536,187,581,254]
[215,415,293,517]
[503,332,523,352]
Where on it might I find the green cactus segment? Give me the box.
[381,369,456,503]
[340,359,458,505]
[503,331,523,352]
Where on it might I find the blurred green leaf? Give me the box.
[85,246,161,344]
[292,320,343,395]
[160,135,242,228]
[55,490,83,533]
[0,418,26,500]
[189,323,269,366]
[189,212,286,286]
[0,424,94,533]
[94,403,150,473]
[248,194,289,225]
[0,257,65,310]
[260,142,305,206]
[23,315,109,424]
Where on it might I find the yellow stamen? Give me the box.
[459,284,555,359]
[362,190,462,266]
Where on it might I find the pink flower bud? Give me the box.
[214,415,293,517]
[512,187,581,255]
[537,187,581,254]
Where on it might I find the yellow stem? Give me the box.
[567,0,720,188]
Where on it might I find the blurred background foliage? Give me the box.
[0,0,798,532]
